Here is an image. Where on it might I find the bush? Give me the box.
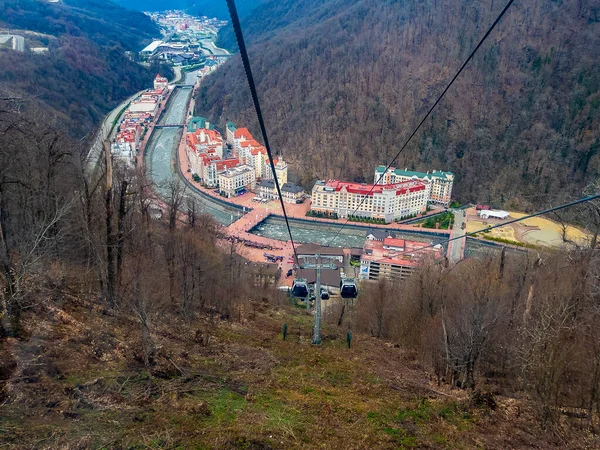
[421,211,454,229]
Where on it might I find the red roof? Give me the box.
[383,237,406,249]
[325,180,427,196]
[215,158,239,171]
[234,128,253,140]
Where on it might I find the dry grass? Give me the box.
[0,296,597,449]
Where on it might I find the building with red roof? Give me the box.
[154,74,168,91]
[360,237,442,281]
[311,178,431,223]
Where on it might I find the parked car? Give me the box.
[286,269,293,277]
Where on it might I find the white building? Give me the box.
[153,74,169,90]
[111,142,135,167]
[311,179,430,223]
[264,158,288,185]
[141,40,163,57]
[360,237,442,281]
[478,210,510,220]
[258,179,304,204]
[218,165,256,198]
[374,166,454,206]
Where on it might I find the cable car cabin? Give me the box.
[291,278,309,299]
[320,287,330,300]
[340,278,358,299]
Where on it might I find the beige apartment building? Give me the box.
[218,165,256,198]
[311,179,430,223]
[374,166,454,206]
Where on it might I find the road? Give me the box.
[13,35,24,52]
[85,69,182,176]
[447,210,466,263]
[84,90,141,175]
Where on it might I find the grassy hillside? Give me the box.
[196,0,600,209]
[0,0,172,136]
[1,291,595,449]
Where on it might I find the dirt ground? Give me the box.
[1,293,597,449]
[464,207,593,248]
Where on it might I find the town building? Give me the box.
[110,142,136,166]
[281,183,305,204]
[218,165,256,198]
[232,127,253,157]
[263,158,288,185]
[257,179,305,204]
[311,179,430,223]
[141,40,163,57]
[187,116,214,133]
[374,166,454,206]
[226,121,237,145]
[365,229,397,241]
[128,100,158,116]
[360,237,443,281]
[247,262,280,286]
[257,179,277,200]
[478,210,510,220]
[153,74,169,91]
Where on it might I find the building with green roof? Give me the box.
[374,166,454,205]
[187,116,214,133]
[226,121,237,145]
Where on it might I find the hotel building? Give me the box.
[310,179,430,223]
[374,166,454,206]
[218,165,256,198]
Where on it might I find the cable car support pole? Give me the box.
[298,254,338,345]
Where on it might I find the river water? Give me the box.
[145,86,243,226]
[158,87,192,125]
[250,216,449,249]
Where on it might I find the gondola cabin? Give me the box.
[340,278,358,299]
[291,278,309,299]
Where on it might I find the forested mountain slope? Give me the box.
[0,0,171,136]
[196,0,600,209]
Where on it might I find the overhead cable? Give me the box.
[326,0,517,247]
[415,193,600,255]
[226,0,299,262]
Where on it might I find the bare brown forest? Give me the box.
[0,95,599,446]
[196,0,600,210]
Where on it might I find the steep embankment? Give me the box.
[0,0,172,136]
[1,290,595,449]
[196,0,600,209]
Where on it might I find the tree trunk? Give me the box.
[116,180,128,287]
[105,144,115,306]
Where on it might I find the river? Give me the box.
[158,87,192,125]
[145,84,244,226]
[250,215,449,250]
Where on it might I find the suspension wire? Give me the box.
[326,0,516,247]
[411,193,600,256]
[225,0,299,262]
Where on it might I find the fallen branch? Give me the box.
[167,357,186,377]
